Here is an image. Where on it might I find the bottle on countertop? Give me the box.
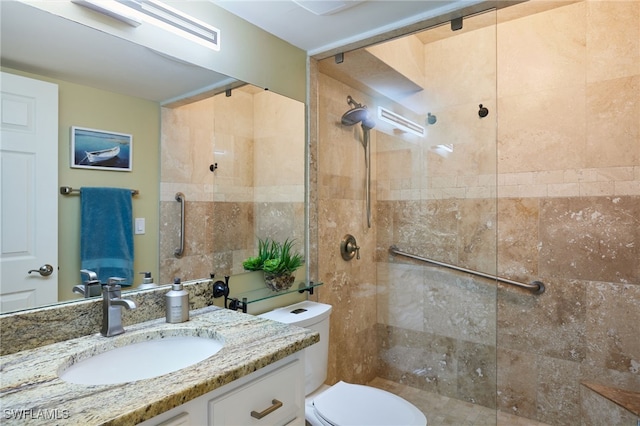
[165,278,189,323]
[138,271,157,289]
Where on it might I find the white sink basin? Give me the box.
[59,335,224,385]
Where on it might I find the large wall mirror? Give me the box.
[0,1,306,313]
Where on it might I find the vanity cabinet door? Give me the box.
[138,354,304,426]
[209,359,304,426]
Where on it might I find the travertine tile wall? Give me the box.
[317,1,639,425]
[160,87,305,284]
[315,73,380,385]
[160,96,218,283]
[495,2,639,424]
[374,8,502,414]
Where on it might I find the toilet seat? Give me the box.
[312,381,426,426]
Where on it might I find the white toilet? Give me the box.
[259,301,427,426]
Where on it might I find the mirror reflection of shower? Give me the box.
[341,95,375,228]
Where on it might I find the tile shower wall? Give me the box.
[315,73,380,385]
[316,1,639,425]
[494,2,639,424]
[160,88,305,286]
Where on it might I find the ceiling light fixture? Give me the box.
[72,0,142,27]
[292,0,367,16]
[72,0,220,50]
[120,0,219,50]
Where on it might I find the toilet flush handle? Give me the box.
[341,234,360,261]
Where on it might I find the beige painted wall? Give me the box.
[1,67,160,302]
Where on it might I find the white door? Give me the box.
[0,72,58,312]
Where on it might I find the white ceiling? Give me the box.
[0,0,473,104]
[210,0,474,56]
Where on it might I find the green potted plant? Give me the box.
[243,237,303,291]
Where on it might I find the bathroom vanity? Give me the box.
[0,306,318,425]
[139,355,303,426]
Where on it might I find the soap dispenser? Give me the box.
[165,278,189,323]
[138,271,157,289]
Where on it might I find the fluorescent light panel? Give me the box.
[377,106,425,137]
[120,0,219,49]
[72,0,142,27]
[72,0,220,50]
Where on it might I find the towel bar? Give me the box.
[60,186,138,196]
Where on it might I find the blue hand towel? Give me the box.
[80,187,134,286]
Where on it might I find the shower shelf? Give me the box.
[224,281,324,313]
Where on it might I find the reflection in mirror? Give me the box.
[0,1,307,315]
[159,85,306,285]
[0,68,163,314]
[0,0,230,313]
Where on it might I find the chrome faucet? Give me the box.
[72,269,102,298]
[101,277,137,337]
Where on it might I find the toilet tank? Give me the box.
[258,301,332,395]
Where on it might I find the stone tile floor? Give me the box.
[368,377,551,426]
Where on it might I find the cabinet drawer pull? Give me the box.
[250,399,283,419]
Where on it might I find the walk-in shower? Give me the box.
[318,2,639,424]
[341,95,375,228]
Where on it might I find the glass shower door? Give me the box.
[318,8,501,424]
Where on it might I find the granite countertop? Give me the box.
[0,306,318,425]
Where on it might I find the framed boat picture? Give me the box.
[70,126,132,171]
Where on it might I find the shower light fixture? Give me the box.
[377,107,425,137]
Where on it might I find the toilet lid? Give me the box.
[313,381,426,426]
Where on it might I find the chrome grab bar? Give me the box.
[389,245,545,294]
[174,192,185,257]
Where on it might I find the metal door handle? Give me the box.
[250,399,283,419]
[28,264,54,276]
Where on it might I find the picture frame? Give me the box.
[70,126,132,171]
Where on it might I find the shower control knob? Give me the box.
[341,234,360,261]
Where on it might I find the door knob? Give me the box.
[28,264,54,276]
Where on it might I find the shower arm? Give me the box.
[347,95,362,109]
